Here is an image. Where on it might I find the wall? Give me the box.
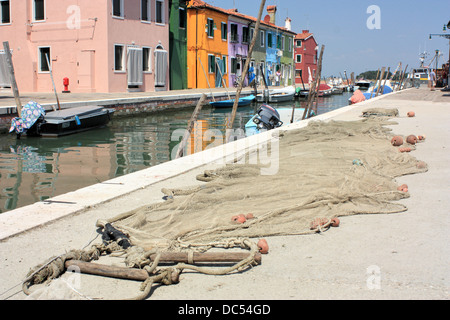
[0,0,170,93]
[107,0,170,93]
[187,7,228,89]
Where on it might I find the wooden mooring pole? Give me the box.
[303,45,324,120]
[227,0,266,135]
[175,94,206,159]
[2,41,22,115]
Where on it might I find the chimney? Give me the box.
[267,5,276,24]
[285,17,292,31]
[302,30,309,34]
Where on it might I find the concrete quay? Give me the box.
[0,86,448,300]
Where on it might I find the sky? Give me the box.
[207,0,450,77]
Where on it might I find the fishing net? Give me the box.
[23,108,428,299]
[97,109,427,252]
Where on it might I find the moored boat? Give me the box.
[209,95,255,108]
[10,102,115,138]
[256,86,295,103]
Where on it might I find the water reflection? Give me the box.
[0,92,352,213]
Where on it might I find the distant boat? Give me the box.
[256,86,296,103]
[318,83,333,96]
[10,102,115,138]
[355,79,372,90]
[209,95,255,108]
[348,81,394,104]
[295,84,332,97]
[245,104,315,136]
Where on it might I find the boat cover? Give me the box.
[9,101,45,134]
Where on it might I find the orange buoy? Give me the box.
[406,135,417,145]
[391,136,403,146]
[407,111,415,117]
[399,147,412,153]
[231,215,247,223]
[417,161,427,169]
[257,239,269,254]
[310,217,329,230]
[418,135,426,141]
[330,218,340,227]
[246,213,254,220]
[397,184,408,192]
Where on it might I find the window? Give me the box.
[281,36,285,50]
[230,57,237,74]
[230,23,238,42]
[221,22,227,41]
[0,0,10,24]
[208,54,215,73]
[288,37,292,52]
[33,0,45,21]
[38,47,50,72]
[179,8,186,29]
[141,0,150,22]
[267,33,272,48]
[260,30,265,47]
[250,28,254,42]
[207,18,214,38]
[143,47,152,72]
[276,35,281,49]
[114,44,125,72]
[156,0,164,24]
[242,26,249,43]
[112,0,123,18]
[296,54,302,63]
[296,40,302,47]
[222,56,227,74]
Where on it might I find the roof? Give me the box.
[188,0,297,35]
[295,30,316,42]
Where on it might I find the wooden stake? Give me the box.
[227,0,266,133]
[65,260,181,282]
[198,57,215,102]
[375,67,386,97]
[303,45,324,120]
[369,68,380,99]
[381,67,390,95]
[146,251,262,264]
[45,53,61,110]
[398,64,408,91]
[175,94,206,159]
[2,41,22,115]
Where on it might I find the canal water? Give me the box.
[0,91,353,213]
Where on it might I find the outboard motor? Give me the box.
[253,104,283,130]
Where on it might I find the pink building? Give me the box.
[0,0,170,93]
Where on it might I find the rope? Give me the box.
[22,237,260,300]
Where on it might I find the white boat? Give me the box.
[256,86,296,103]
[355,79,372,90]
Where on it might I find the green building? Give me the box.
[169,0,188,90]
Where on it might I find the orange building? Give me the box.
[187,0,229,89]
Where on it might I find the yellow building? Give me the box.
[187,0,229,89]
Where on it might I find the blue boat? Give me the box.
[209,95,255,108]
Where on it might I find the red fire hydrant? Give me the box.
[63,77,70,93]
